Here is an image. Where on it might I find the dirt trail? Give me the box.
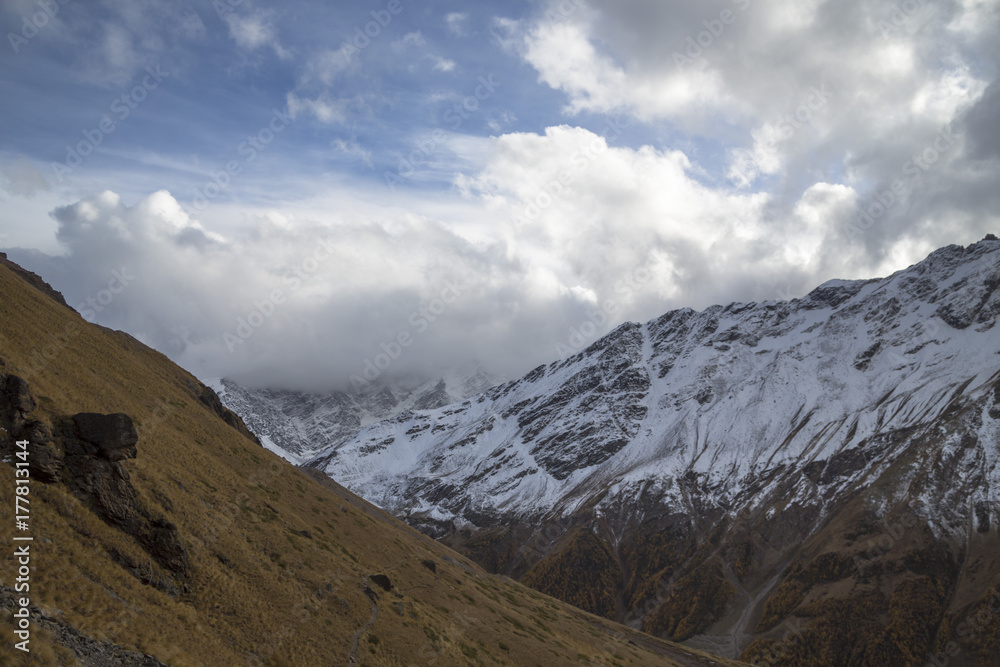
[347,578,380,665]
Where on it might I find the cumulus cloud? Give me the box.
[12,189,586,390]
[508,0,1000,269]
[5,0,999,395]
[13,119,931,393]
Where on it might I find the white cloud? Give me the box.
[46,0,206,86]
[391,31,426,53]
[223,9,291,60]
[446,12,469,35]
[332,139,373,167]
[1,159,51,198]
[432,56,457,72]
[287,93,347,124]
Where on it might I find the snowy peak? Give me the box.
[213,367,504,463]
[313,238,1000,525]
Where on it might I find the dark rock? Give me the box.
[801,280,869,310]
[975,502,990,534]
[370,574,393,591]
[27,434,64,484]
[145,518,189,575]
[803,460,825,485]
[61,413,190,594]
[819,445,871,485]
[854,341,882,371]
[72,413,138,461]
[420,559,437,574]
[0,375,65,483]
[194,383,263,446]
[0,585,168,666]
[1,374,36,434]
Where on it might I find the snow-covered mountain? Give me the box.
[208,367,501,464]
[306,237,1000,663]
[312,238,1000,525]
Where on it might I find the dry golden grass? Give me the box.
[0,263,746,666]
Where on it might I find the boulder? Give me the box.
[72,413,138,461]
[1,374,37,434]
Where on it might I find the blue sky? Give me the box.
[1,0,998,390]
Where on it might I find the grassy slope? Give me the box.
[0,261,743,666]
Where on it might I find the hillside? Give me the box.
[308,238,1000,665]
[0,255,742,666]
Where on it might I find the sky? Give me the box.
[0,0,998,392]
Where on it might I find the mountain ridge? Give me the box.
[298,237,1000,665]
[210,367,503,464]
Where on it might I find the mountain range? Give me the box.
[222,237,1000,665]
[209,368,502,465]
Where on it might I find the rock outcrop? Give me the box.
[0,369,189,596]
[193,381,263,447]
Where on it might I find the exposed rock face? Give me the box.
[0,371,65,483]
[1,373,36,434]
[0,368,189,596]
[72,413,139,461]
[0,586,169,667]
[193,382,263,447]
[61,412,189,592]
